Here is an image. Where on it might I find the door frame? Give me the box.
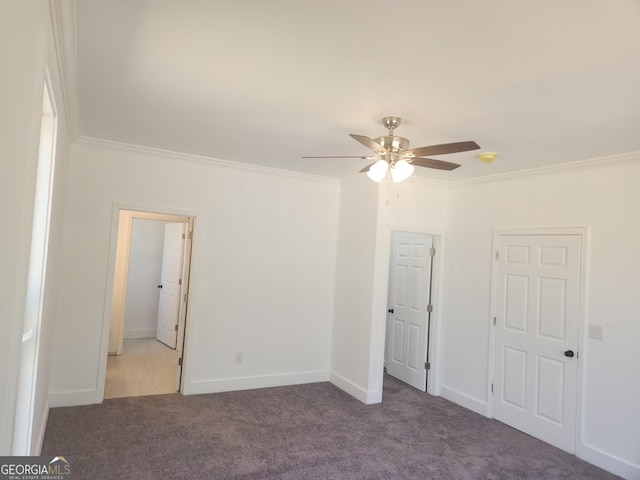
[97,204,196,402]
[488,227,589,453]
[13,70,58,455]
[376,225,446,397]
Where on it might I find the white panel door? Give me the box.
[156,222,185,348]
[386,232,432,391]
[493,234,581,453]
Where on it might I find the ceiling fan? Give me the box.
[303,116,480,182]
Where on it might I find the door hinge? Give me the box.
[184,293,188,302]
[178,278,182,285]
[182,233,186,239]
[178,357,183,367]
[495,251,499,260]
[429,247,436,257]
[175,324,179,331]
[427,304,433,313]
[188,231,193,240]
[493,316,496,326]
[491,383,494,393]
[425,362,431,370]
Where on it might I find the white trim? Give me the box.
[12,69,59,456]
[123,329,157,340]
[487,233,499,416]
[440,385,489,417]
[49,389,97,408]
[329,371,381,404]
[450,151,640,187]
[74,129,640,191]
[427,232,446,396]
[75,136,339,186]
[372,225,447,398]
[578,442,640,480]
[184,370,329,396]
[97,203,198,404]
[48,0,78,141]
[32,399,49,455]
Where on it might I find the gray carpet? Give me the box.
[42,375,619,479]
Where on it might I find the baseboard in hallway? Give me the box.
[104,338,179,399]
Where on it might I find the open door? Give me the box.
[385,231,433,391]
[156,222,185,348]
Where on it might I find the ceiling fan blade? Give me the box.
[404,141,480,158]
[302,155,377,159]
[359,162,376,173]
[349,134,388,155]
[410,158,461,171]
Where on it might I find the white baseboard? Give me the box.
[329,371,382,405]
[183,370,329,396]
[49,389,98,407]
[578,442,640,480]
[439,384,639,479]
[440,384,489,417]
[33,400,49,455]
[123,329,156,339]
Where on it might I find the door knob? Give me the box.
[564,350,574,358]
[388,308,394,314]
[157,284,163,289]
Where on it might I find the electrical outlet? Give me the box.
[588,324,603,340]
[235,352,243,363]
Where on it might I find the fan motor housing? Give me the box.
[375,135,409,153]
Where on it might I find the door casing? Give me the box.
[98,205,195,402]
[375,226,445,398]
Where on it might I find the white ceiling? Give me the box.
[70,0,640,181]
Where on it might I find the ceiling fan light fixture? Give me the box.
[390,160,414,183]
[304,116,480,177]
[367,159,389,182]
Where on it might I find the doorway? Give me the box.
[385,231,435,392]
[491,229,585,453]
[104,209,194,399]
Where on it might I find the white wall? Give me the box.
[330,176,449,403]
[442,159,640,478]
[330,176,380,402]
[124,219,165,339]
[0,0,71,454]
[49,142,339,402]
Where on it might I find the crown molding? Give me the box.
[73,137,640,190]
[449,151,640,188]
[74,136,340,186]
[48,0,79,141]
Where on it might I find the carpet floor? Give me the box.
[42,375,619,479]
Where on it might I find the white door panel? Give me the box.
[386,232,432,391]
[156,222,185,348]
[494,234,581,453]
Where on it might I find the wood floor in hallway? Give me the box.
[105,338,179,399]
